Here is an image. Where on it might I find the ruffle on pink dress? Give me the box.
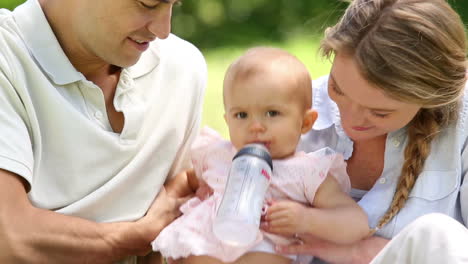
[152,127,350,263]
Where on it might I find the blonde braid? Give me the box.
[370,109,448,234]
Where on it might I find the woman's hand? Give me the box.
[274,234,389,264]
[262,200,310,236]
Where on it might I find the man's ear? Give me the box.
[301,109,318,134]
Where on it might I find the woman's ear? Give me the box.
[301,109,318,134]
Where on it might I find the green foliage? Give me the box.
[0,0,24,10]
[2,0,467,50]
[172,0,349,49]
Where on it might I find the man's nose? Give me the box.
[147,4,172,39]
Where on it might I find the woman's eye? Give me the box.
[266,110,279,117]
[371,112,389,118]
[235,112,248,119]
[330,84,345,96]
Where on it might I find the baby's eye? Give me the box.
[235,112,248,119]
[266,110,280,117]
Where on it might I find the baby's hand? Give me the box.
[263,200,309,236]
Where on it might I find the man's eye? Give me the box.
[235,112,248,119]
[140,0,182,9]
[266,110,279,117]
[140,1,158,9]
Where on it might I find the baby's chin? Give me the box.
[270,150,296,160]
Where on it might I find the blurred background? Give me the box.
[1,0,467,137]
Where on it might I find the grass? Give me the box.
[200,35,332,139]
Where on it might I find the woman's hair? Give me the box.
[321,0,467,232]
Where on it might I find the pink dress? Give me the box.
[152,128,351,263]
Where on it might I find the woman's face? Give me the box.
[329,53,421,142]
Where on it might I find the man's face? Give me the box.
[70,0,178,68]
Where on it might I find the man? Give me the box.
[0,0,206,262]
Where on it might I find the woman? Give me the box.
[265,0,468,263]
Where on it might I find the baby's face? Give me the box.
[224,72,308,159]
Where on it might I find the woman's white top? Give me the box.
[298,75,468,239]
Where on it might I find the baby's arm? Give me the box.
[265,175,369,244]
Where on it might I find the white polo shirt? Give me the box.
[0,0,206,223]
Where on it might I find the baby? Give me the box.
[152,47,369,264]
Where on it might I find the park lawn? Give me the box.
[200,35,332,139]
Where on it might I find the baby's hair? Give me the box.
[223,47,313,110]
[321,0,467,233]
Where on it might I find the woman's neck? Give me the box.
[347,134,387,190]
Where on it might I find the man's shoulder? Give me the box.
[0,8,21,42]
[0,8,13,24]
[158,34,198,50]
[142,34,207,85]
[0,10,27,79]
[152,34,205,66]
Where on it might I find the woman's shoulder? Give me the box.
[312,75,340,130]
[457,83,468,133]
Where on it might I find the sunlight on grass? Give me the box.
[200,35,332,138]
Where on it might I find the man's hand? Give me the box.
[194,177,213,200]
[166,169,213,201]
[138,187,189,234]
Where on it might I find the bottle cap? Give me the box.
[233,144,273,170]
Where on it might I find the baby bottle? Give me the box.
[213,143,273,246]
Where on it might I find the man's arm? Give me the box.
[0,169,181,263]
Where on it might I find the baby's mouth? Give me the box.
[249,141,271,149]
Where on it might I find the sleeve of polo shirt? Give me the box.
[0,67,34,184]
[167,46,207,179]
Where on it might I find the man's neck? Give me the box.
[39,0,120,86]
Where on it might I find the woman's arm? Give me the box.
[275,234,389,264]
[0,169,183,263]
